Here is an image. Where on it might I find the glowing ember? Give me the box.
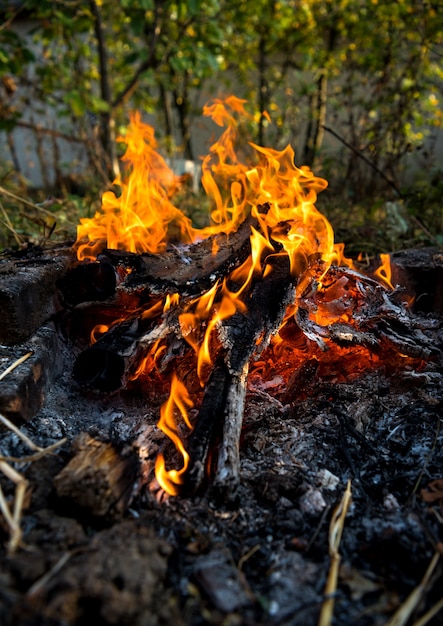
[74,96,400,496]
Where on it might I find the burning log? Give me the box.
[62,206,269,308]
[73,306,170,392]
[109,204,268,296]
[185,253,297,498]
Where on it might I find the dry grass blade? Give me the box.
[0,351,33,382]
[0,364,66,552]
[0,199,24,246]
[0,184,56,218]
[26,551,73,597]
[0,412,46,453]
[318,479,352,626]
[0,439,67,463]
[0,459,29,553]
[412,595,443,626]
[384,551,440,626]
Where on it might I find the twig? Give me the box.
[318,480,352,626]
[26,551,73,597]
[322,125,402,197]
[384,551,440,626]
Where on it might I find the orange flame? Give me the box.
[75,111,195,260]
[155,374,194,495]
[374,253,394,290]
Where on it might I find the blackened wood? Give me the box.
[106,204,269,297]
[57,257,118,306]
[53,432,138,519]
[0,323,66,424]
[212,362,249,499]
[0,246,76,345]
[184,253,296,497]
[73,313,173,392]
[389,247,443,315]
[184,358,232,495]
[212,254,296,498]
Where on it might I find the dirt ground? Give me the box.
[0,241,442,625]
[0,302,442,626]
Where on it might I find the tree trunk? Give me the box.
[173,76,193,161]
[89,0,120,181]
[302,25,337,167]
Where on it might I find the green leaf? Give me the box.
[65,91,86,117]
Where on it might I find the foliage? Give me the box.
[0,0,442,251]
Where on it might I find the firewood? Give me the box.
[106,204,269,297]
[57,256,118,306]
[53,433,138,519]
[0,323,66,424]
[185,253,296,497]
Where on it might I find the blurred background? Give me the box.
[0,0,442,254]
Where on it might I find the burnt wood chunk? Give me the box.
[53,432,138,519]
[0,246,76,344]
[0,323,66,424]
[389,247,443,314]
[57,257,118,306]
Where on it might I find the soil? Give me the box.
[0,253,443,625]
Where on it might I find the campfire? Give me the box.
[1,96,443,626]
[56,96,436,500]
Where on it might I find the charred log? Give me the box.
[64,205,269,305]
[184,253,297,497]
[104,205,269,297]
[73,309,178,392]
[57,256,118,306]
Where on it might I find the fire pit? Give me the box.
[0,97,442,625]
